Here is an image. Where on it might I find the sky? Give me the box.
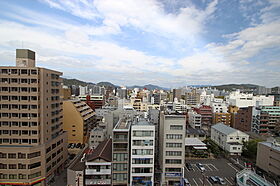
[0,0,279,88]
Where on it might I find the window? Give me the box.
[113,153,128,161]
[165,168,181,172]
[0,153,7,158]
[132,167,152,173]
[166,134,182,139]
[166,151,182,156]
[113,173,127,181]
[9,164,17,169]
[19,174,27,179]
[28,172,41,179]
[9,174,17,179]
[18,164,26,169]
[132,158,152,164]
[27,151,40,159]
[28,162,41,169]
[170,125,183,130]
[8,153,16,159]
[166,143,182,148]
[0,163,7,169]
[113,163,127,171]
[132,149,153,155]
[165,159,182,164]
[133,131,153,137]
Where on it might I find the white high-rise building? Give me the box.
[130,120,155,186]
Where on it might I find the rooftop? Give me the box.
[259,141,280,152]
[212,123,246,135]
[86,139,112,162]
[186,127,207,135]
[185,138,207,147]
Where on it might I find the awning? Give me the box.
[193,146,207,150]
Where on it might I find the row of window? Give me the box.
[0,121,38,127]
[166,143,182,148]
[0,172,41,180]
[1,69,38,75]
[0,162,41,169]
[0,130,38,135]
[132,167,152,173]
[1,78,38,84]
[0,87,37,92]
[46,139,64,154]
[166,151,182,156]
[0,104,38,110]
[0,96,38,101]
[0,138,38,144]
[166,134,183,139]
[165,159,182,164]
[132,131,153,137]
[46,155,63,173]
[170,125,183,130]
[132,149,153,155]
[0,151,40,159]
[132,158,153,164]
[0,113,38,118]
[132,140,153,146]
[113,153,128,161]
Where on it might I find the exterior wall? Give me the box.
[0,62,67,185]
[160,114,186,185]
[256,142,280,177]
[211,126,249,155]
[213,113,232,126]
[234,107,253,132]
[188,111,202,129]
[130,124,155,186]
[85,160,111,185]
[89,128,106,149]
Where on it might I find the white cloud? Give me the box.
[41,0,218,39]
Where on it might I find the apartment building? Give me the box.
[233,107,253,132]
[84,139,112,186]
[252,107,270,135]
[112,118,131,185]
[188,110,202,129]
[63,100,95,144]
[88,127,106,149]
[159,113,186,185]
[194,105,213,129]
[260,106,280,132]
[256,140,280,177]
[0,49,67,185]
[211,123,249,155]
[130,120,155,186]
[78,95,105,110]
[213,113,232,126]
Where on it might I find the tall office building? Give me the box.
[159,113,186,185]
[0,49,67,185]
[130,120,155,186]
[112,118,131,185]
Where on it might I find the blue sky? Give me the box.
[0,0,279,88]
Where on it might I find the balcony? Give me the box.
[85,179,111,185]
[85,169,111,175]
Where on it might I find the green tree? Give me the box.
[242,139,263,161]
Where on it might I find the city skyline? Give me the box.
[0,0,280,88]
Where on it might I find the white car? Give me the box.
[196,163,206,171]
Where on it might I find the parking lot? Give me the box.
[184,158,240,186]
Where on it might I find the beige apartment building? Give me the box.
[256,140,280,177]
[0,49,68,185]
[63,100,95,144]
[159,113,186,185]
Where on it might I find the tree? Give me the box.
[242,139,263,161]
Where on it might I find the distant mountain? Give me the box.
[129,84,169,90]
[62,78,94,87]
[62,78,119,88]
[210,84,259,91]
[97,81,119,88]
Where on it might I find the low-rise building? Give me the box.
[211,123,249,155]
[85,139,112,186]
[89,127,106,149]
[186,127,207,141]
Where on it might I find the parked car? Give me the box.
[186,162,193,171]
[196,163,206,171]
[184,178,191,186]
[215,176,226,185]
[208,176,218,184]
